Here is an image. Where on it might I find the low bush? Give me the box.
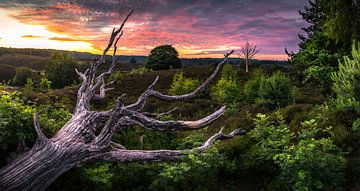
[244,70,296,109]
[245,114,346,190]
[130,66,151,75]
[12,67,39,86]
[169,72,199,95]
[108,71,122,85]
[211,64,241,103]
[39,78,52,91]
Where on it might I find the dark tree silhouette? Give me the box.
[146,45,182,70]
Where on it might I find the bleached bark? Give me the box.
[0,10,244,191]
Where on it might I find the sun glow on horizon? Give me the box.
[0,8,97,53]
[0,7,289,60]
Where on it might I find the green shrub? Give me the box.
[169,72,199,95]
[211,64,241,103]
[108,71,122,85]
[0,91,36,160]
[244,70,296,109]
[244,68,265,102]
[150,135,234,191]
[24,78,34,92]
[39,78,52,91]
[129,66,150,75]
[12,67,39,86]
[247,114,346,191]
[274,120,346,191]
[37,105,71,136]
[331,42,360,112]
[46,52,78,88]
[82,163,113,190]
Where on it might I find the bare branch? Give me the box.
[196,127,245,152]
[99,10,133,62]
[92,78,114,101]
[122,106,226,132]
[142,107,178,118]
[125,76,159,111]
[111,141,126,150]
[100,127,246,162]
[126,50,234,111]
[93,94,126,146]
[33,113,48,142]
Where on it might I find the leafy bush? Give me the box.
[169,72,199,95]
[256,71,295,108]
[211,64,241,103]
[12,67,39,86]
[39,78,52,91]
[24,78,34,92]
[331,42,360,112]
[244,70,296,109]
[0,91,36,161]
[82,163,113,190]
[46,52,78,88]
[146,45,182,70]
[37,105,71,137]
[150,134,234,191]
[129,66,151,75]
[243,68,265,103]
[247,114,346,191]
[108,71,122,85]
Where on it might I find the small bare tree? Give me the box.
[239,41,259,73]
[0,11,245,191]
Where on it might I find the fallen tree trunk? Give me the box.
[0,10,244,191]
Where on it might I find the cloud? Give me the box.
[21,35,44,38]
[48,37,83,42]
[0,0,309,58]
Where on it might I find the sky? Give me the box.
[0,0,309,60]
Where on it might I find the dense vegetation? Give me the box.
[1,0,360,190]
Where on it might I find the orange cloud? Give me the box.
[21,35,44,38]
[48,37,83,42]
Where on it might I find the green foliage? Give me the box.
[290,0,360,94]
[12,67,38,86]
[352,118,360,132]
[0,91,36,158]
[211,64,241,103]
[37,105,71,136]
[129,66,151,75]
[331,42,360,112]
[39,78,52,91]
[24,78,34,92]
[150,134,234,191]
[292,32,340,94]
[108,70,122,85]
[146,45,182,70]
[244,68,264,103]
[244,71,295,109]
[82,163,113,190]
[247,114,346,191]
[321,0,360,47]
[46,52,78,88]
[169,72,199,95]
[274,120,346,191]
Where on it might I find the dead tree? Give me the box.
[0,11,245,191]
[239,41,259,73]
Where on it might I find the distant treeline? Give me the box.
[0,47,288,67]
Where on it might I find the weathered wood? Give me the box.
[0,11,244,191]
